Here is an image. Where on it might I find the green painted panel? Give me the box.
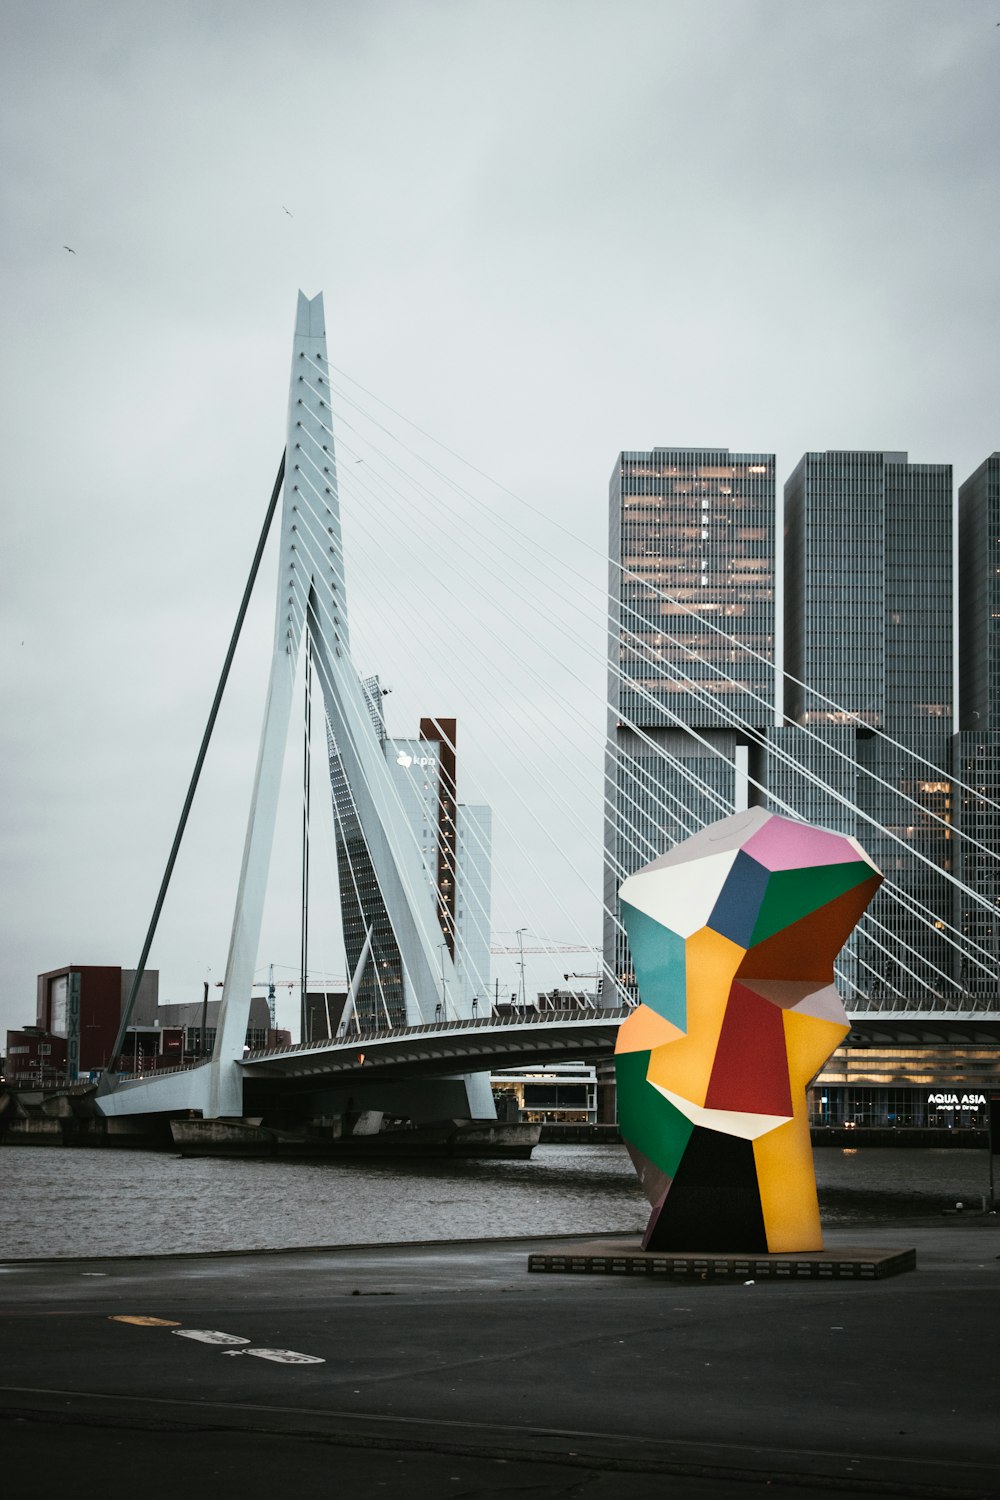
[621,900,686,1029]
[750,862,873,946]
[616,1048,694,1177]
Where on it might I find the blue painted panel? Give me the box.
[621,900,686,1030]
[707,851,770,947]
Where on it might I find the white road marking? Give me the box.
[223,1347,325,1365]
[171,1329,250,1346]
[110,1316,322,1364]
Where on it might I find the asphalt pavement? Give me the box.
[1,1218,998,1500]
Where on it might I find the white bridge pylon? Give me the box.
[100,291,480,1121]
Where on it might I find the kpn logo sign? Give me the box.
[396,751,436,770]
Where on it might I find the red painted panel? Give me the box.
[704,980,792,1116]
[735,878,881,981]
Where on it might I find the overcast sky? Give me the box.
[2,0,998,1045]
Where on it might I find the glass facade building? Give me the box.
[604,447,776,996]
[328,687,492,1029]
[327,679,405,1029]
[769,451,955,1009]
[957,452,1000,996]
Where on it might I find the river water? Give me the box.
[0,1145,992,1260]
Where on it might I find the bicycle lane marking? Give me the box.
[108,1317,324,1363]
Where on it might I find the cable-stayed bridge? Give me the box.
[96,292,998,1127]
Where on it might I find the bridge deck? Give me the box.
[240,1006,629,1082]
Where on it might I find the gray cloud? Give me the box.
[2,0,998,1040]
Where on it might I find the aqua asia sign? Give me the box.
[926,1092,987,1111]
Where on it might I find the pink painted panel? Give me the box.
[742,816,863,872]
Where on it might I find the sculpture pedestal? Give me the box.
[527,1236,915,1281]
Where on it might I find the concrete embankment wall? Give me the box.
[539,1122,988,1148]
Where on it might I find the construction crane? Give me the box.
[251,967,307,1033]
[490,944,594,954]
[266,964,276,1031]
[251,965,349,1031]
[489,937,599,1006]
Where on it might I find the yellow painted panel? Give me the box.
[615,1002,685,1055]
[783,1006,849,1090]
[645,928,745,1107]
[752,1099,823,1252]
[753,1009,848,1251]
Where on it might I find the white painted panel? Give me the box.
[620,848,740,937]
[652,1082,791,1140]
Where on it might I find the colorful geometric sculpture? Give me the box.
[615,808,881,1253]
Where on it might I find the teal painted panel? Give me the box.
[621,899,687,1030]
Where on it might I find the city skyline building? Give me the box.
[604,443,974,1012]
[604,447,776,996]
[3,968,286,1085]
[328,687,492,1031]
[768,450,954,1007]
[957,452,1000,994]
[327,679,403,1029]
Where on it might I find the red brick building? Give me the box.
[4,966,159,1085]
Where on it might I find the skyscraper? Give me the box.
[327,679,403,1029]
[328,692,492,1030]
[771,450,954,1006]
[605,447,776,995]
[957,452,1000,993]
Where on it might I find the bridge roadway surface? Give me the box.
[1,1219,997,1500]
[239,1007,626,1082]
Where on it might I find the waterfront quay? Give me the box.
[2,1217,998,1499]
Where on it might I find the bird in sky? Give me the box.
[282,206,293,217]
[63,245,76,254]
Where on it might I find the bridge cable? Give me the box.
[101,451,287,1088]
[318,402,999,974]
[314,420,995,996]
[293,426,905,1018]
[292,439,870,1004]
[310,372,999,876]
[292,388,992,1007]
[284,540,628,1010]
[300,630,313,1043]
[293,417,977,998]
[299,412,995,983]
[290,444,644,998]
[313,356,1000,818]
